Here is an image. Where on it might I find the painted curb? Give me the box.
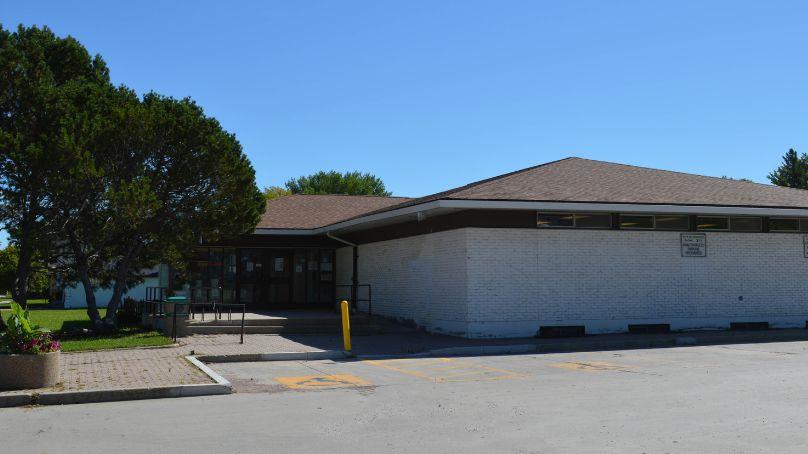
[0,393,34,408]
[185,356,232,386]
[355,344,540,360]
[426,344,538,357]
[33,382,231,406]
[196,350,350,363]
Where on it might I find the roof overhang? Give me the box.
[254,199,808,236]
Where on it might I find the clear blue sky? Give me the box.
[3,1,807,197]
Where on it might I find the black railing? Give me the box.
[183,302,246,345]
[145,286,166,303]
[336,284,372,316]
[141,289,246,344]
[189,286,225,321]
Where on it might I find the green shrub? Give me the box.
[1,302,61,354]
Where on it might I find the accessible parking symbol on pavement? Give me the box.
[275,374,372,390]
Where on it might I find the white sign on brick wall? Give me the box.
[681,233,706,257]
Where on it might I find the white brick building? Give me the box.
[337,228,808,337]
[203,157,808,338]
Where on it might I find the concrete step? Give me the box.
[184,324,384,335]
[186,317,369,327]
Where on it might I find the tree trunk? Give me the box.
[103,240,142,327]
[70,237,101,324]
[12,231,32,309]
[80,266,100,324]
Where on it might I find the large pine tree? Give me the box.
[768,148,808,189]
[0,25,110,311]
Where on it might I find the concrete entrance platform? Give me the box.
[184,310,378,335]
[190,310,341,322]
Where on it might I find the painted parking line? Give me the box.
[275,374,372,390]
[548,361,639,373]
[363,357,524,383]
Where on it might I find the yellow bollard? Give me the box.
[340,300,352,352]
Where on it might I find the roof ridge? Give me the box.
[285,194,411,199]
[570,157,808,193]
[314,157,578,226]
[409,156,578,202]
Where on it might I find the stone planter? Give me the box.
[0,351,60,390]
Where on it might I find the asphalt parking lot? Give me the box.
[6,341,808,453]
[213,340,808,452]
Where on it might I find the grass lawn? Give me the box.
[56,328,172,352]
[1,303,173,352]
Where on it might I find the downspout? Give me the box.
[326,232,359,312]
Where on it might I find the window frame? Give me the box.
[572,213,612,229]
[536,212,612,229]
[619,214,655,230]
[768,217,800,232]
[653,215,690,231]
[696,216,730,231]
[729,216,763,232]
[536,212,574,228]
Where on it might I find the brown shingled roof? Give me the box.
[345,157,808,221]
[257,194,412,230]
[260,158,808,231]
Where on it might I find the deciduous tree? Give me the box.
[263,185,291,200]
[285,170,391,196]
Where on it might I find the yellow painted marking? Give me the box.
[364,358,523,383]
[549,361,636,372]
[363,359,435,380]
[274,374,371,390]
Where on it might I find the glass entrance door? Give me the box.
[227,248,336,310]
[266,251,291,307]
[292,251,307,305]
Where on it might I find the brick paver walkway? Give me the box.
[0,347,212,395]
[59,348,211,391]
[178,334,342,356]
[0,334,337,395]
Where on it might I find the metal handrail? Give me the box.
[169,301,246,344]
[189,287,225,321]
[182,302,246,344]
[140,299,246,345]
[336,284,372,316]
[145,286,166,302]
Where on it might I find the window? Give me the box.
[620,215,654,229]
[537,213,573,228]
[769,217,799,232]
[536,212,610,229]
[696,216,729,231]
[574,213,612,229]
[654,215,690,230]
[800,219,808,232]
[730,217,762,232]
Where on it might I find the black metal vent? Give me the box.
[538,325,586,338]
[628,324,671,334]
[730,322,769,331]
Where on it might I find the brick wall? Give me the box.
[337,229,470,335]
[340,227,808,338]
[466,228,808,337]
